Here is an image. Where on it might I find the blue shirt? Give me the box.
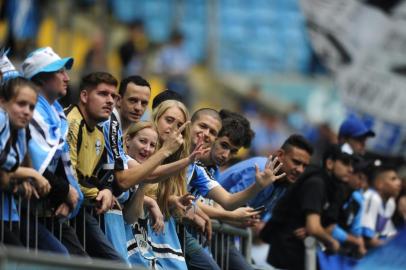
[186,161,220,198]
[102,108,129,201]
[0,109,26,221]
[219,157,288,221]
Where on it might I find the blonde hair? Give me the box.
[149,99,191,218]
[124,121,158,152]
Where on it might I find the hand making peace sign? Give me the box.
[162,121,190,156]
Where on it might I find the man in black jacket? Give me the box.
[261,145,353,270]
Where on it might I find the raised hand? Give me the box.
[255,155,286,188]
[162,121,190,156]
[189,140,210,163]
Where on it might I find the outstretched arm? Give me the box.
[116,122,189,190]
[208,155,285,210]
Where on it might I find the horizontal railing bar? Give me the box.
[0,245,141,270]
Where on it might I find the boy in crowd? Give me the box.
[361,165,401,248]
[183,108,285,270]
[261,145,354,270]
[338,114,375,155]
[330,159,370,257]
[189,109,284,210]
[65,72,123,261]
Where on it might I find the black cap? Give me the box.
[152,90,183,110]
[323,144,354,166]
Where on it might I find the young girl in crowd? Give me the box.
[124,100,194,269]
[124,118,191,269]
[0,77,51,246]
[124,121,165,268]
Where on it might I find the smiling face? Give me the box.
[1,86,37,129]
[81,82,117,125]
[126,127,158,163]
[191,114,221,148]
[277,147,311,183]
[156,106,186,143]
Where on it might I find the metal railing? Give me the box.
[0,190,254,269]
[177,219,252,270]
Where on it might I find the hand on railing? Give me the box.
[293,227,307,240]
[325,238,340,254]
[67,184,79,211]
[95,189,114,215]
[55,202,70,218]
[13,180,39,200]
[356,237,367,257]
[0,170,10,188]
[31,173,51,197]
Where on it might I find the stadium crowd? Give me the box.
[0,46,405,270]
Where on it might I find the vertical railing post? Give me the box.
[304,236,317,270]
[26,199,30,250]
[1,192,4,243]
[34,205,38,253]
[225,234,230,270]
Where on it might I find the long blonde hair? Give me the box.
[150,99,191,217]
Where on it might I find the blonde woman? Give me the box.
[143,100,195,270]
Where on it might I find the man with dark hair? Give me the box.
[188,109,283,210]
[261,144,354,270]
[219,134,313,223]
[65,71,124,261]
[116,75,151,134]
[185,109,284,270]
[361,165,401,248]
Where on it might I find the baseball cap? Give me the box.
[323,144,354,165]
[0,48,21,83]
[338,115,375,139]
[21,47,74,79]
[152,89,183,109]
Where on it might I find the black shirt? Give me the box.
[260,166,343,270]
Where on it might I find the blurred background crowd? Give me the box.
[1,0,406,268]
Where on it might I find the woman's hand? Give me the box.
[162,121,190,156]
[147,199,164,233]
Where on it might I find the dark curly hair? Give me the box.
[218,109,255,148]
